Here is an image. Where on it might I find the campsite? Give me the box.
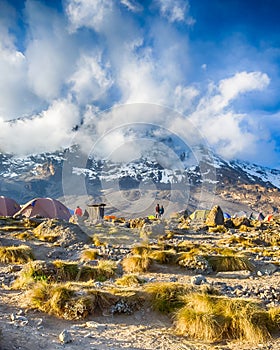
[1,197,280,349]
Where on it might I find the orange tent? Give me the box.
[15,198,71,221]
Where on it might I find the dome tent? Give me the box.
[189,209,210,221]
[0,196,20,217]
[14,198,71,221]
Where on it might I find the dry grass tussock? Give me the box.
[219,235,264,248]
[175,292,280,343]
[144,282,196,313]
[25,281,145,320]
[13,259,117,289]
[208,225,227,233]
[0,245,34,264]
[205,255,254,272]
[122,255,152,273]
[115,274,144,287]
[148,249,176,264]
[92,235,106,247]
[25,281,114,320]
[131,244,151,256]
[13,231,34,241]
[80,249,99,261]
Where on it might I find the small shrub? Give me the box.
[53,260,80,281]
[122,255,152,273]
[115,274,144,287]
[211,247,238,256]
[0,245,34,264]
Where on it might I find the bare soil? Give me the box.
[1,223,280,350]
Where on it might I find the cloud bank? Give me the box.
[0,0,278,168]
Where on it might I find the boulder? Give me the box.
[205,205,224,227]
[140,223,165,239]
[231,217,251,228]
[33,219,90,247]
[59,329,72,344]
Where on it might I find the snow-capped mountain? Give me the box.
[1,141,280,217]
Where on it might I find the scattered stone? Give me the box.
[110,299,133,315]
[216,271,251,279]
[59,329,73,344]
[256,263,278,276]
[85,321,107,331]
[191,275,207,285]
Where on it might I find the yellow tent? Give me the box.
[189,209,210,221]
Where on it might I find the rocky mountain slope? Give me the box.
[0,144,280,216]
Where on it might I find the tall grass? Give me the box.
[0,245,34,264]
[148,249,176,264]
[13,259,117,289]
[80,249,99,261]
[205,255,254,272]
[175,292,279,343]
[115,274,144,287]
[122,255,152,273]
[144,282,194,313]
[27,282,96,319]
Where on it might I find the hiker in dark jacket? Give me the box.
[159,205,164,218]
[155,203,160,218]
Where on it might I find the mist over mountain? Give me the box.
[1,129,279,218]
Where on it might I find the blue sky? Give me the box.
[0,0,280,168]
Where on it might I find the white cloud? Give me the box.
[66,0,113,32]
[0,0,277,168]
[187,71,271,160]
[156,0,195,24]
[219,71,270,104]
[0,99,80,155]
[68,52,113,104]
[174,85,199,113]
[195,71,270,115]
[25,0,77,101]
[120,0,143,12]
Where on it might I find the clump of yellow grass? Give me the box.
[0,245,34,264]
[174,292,280,343]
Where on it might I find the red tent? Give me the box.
[15,198,71,221]
[0,196,20,217]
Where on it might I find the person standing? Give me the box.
[74,206,83,216]
[159,205,164,218]
[155,203,160,218]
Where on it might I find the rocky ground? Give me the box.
[1,213,280,350]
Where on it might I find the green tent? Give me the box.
[189,209,210,221]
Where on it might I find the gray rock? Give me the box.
[190,275,207,285]
[59,329,73,344]
[216,271,251,279]
[257,263,278,275]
